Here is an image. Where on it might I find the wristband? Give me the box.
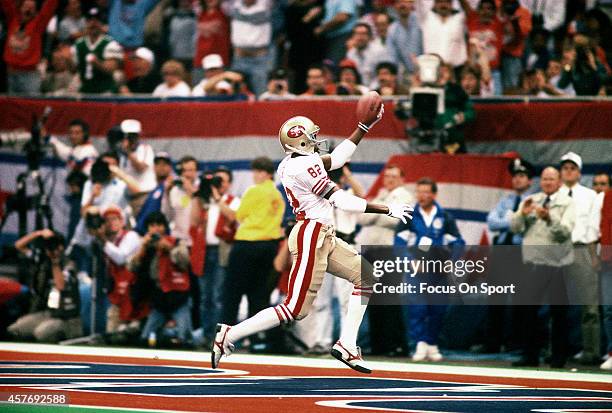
[358,122,370,133]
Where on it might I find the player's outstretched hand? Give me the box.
[367,103,384,129]
[387,203,414,224]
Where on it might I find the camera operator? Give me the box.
[70,153,140,256]
[47,119,98,176]
[128,212,193,347]
[259,68,296,101]
[118,119,157,215]
[135,152,175,235]
[190,167,240,342]
[162,156,200,244]
[558,35,607,96]
[89,205,146,335]
[7,230,82,343]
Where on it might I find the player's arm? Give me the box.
[324,186,412,223]
[320,103,384,171]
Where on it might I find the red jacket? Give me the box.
[158,236,190,293]
[601,190,612,263]
[1,0,58,71]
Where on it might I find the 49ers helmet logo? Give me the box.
[287,125,306,138]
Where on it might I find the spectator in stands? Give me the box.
[460,0,504,95]
[153,60,191,97]
[356,164,413,356]
[41,45,80,95]
[345,22,391,87]
[118,119,157,215]
[108,0,161,49]
[558,35,607,96]
[517,68,564,97]
[58,0,86,43]
[1,0,59,94]
[374,61,410,96]
[395,177,465,362]
[559,152,602,365]
[8,230,82,342]
[284,0,324,94]
[593,172,611,194]
[229,0,273,97]
[135,152,175,235]
[314,0,357,64]
[511,166,574,368]
[66,171,88,242]
[221,157,284,347]
[120,47,161,94]
[259,68,296,100]
[129,212,192,347]
[499,0,532,92]
[73,8,124,94]
[90,205,145,335]
[415,0,467,72]
[524,28,551,71]
[546,57,575,96]
[191,167,241,343]
[192,53,245,97]
[193,0,230,84]
[387,0,422,78]
[336,59,369,95]
[521,0,565,34]
[48,119,98,176]
[360,0,394,37]
[372,12,392,47]
[162,156,199,244]
[462,37,495,96]
[300,64,332,96]
[164,0,196,72]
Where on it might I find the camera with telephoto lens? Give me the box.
[196,172,223,200]
[85,211,105,230]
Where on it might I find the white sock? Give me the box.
[339,289,370,348]
[226,307,281,343]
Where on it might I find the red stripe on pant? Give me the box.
[289,222,322,317]
[284,220,309,307]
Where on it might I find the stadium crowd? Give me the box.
[2,115,611,372]
[1,0,611,97]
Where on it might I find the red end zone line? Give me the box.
[0,350,608,391]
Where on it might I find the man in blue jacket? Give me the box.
[395,177,464,362]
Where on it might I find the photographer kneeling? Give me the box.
[128,212,193,347]
[8,230,81,343]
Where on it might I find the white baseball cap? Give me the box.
[560,151,582,170]
[202,54,224,71]
[134,47,154,65]
[120,119,142,134]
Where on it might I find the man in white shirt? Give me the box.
[48,119,98,176]
[119,119,157,215]
[345,22,392,87]
[162,156,200,244]
[415,0,467,69]
[559,151,602,365]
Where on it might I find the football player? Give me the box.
[212,102,413,374]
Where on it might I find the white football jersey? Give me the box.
[278,154,338,225]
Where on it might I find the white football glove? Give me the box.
[387,203,414,224]
[368,103,384,128]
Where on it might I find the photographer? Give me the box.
[190,167,240,342]
[162,156,200,244]
[8,230,82,342]
[48,119,98,176]
[89,205,146,334]
[258,69,296,101]
[118,119,157,215]
[558,35,607,96]
[128,212,192,347]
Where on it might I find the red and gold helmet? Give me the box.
[278,116,324,155]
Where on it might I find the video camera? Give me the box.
[85,211,105,231]
[196,172,223,200]
[0,106,52,171]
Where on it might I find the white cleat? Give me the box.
[330,341,372,374]
[211,323,235,369]
[412,341,428,362]
[427,344,444,362]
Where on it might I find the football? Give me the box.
[356,91,382,122]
